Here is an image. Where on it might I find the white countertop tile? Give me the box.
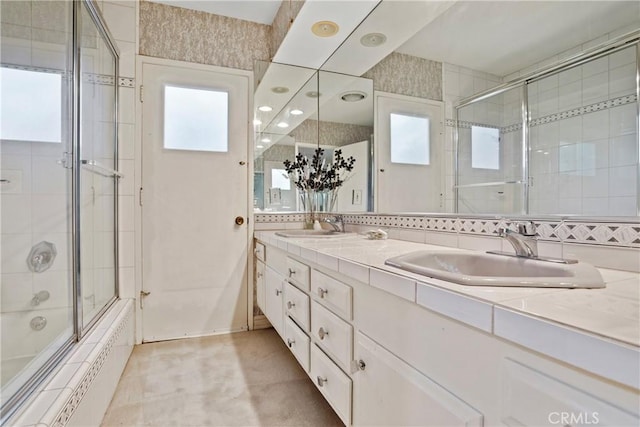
[256,232,640,349]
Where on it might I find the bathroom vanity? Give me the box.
[254,232,639,426]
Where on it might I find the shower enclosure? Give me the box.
[455,35,639,216]
[0,0,119,420]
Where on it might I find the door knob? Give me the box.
[235,216,244,225]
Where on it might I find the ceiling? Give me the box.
[151,1,640,77]
[397,1,640,77]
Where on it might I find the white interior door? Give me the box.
[140,58,250,342]
[375,92,444,212]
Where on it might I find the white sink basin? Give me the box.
[385,251,605,288]
[275,230,353,238]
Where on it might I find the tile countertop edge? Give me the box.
[254,232,639,387]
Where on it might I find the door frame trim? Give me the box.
[134,55,254,343]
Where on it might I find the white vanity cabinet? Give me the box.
[311,343,352,425]
[284,281,310,331]
[353,332,483,427]
[284,316,310,372]
[264,266,284,338]
[256,260,265,312]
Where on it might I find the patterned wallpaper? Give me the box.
[362,52,443,101]
[139,1,271,71]
[270,0,305,58]
[291,119,372,146]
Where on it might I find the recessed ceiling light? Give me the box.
[277,122,289,128]
[253,119,262,125]
[305,91,321,98]
[258,105,272,112]
[311,21,339,37]
[340,91,367,102]
[360,32,387,47]
[271,86,289,94]
[290,109,304,115]
[256,144,264,148]
[261,137,271,143]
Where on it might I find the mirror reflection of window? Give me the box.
[0,67,62,143]
[163,85,228,152]
[271,168,291,190]
[471,125,500,170]
[390,113,430,165]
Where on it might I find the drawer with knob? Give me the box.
[254,242,266,262]
[284,316,310,372]
[312,269,353,320]
[311,300,353,369]
[310,344,352,426]
[286,257,310,291]
[284,281,310,331]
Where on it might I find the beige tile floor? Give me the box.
[101,329,343,426]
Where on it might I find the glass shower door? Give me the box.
[456,85,526,214]
[78,2,118,327]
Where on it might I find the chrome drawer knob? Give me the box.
[318,327,329,340]
[287,338,295,348]
[275,289,282,296]
[316,376,327,387]
[288,268,296,277]
[318,287,328,298]
[287,301,295,309]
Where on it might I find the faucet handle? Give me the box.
[517,221,536,236]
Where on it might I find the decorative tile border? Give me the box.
[254,213,640,248]
[118,77,135,87]
[530,94,637,127]
[446,93,636,134]
[52,302,133,427]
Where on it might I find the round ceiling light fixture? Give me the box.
[261,137,271,143]
[305,91,321,98]
[276,122,289,128]
[311,21,339,37]
[290,109,304,115]
[253,119,262,126]
[271,86,289,94]
[256,144,264,148]
[360,32,387,47]
[340,91,367,102]
[258,105,272,112]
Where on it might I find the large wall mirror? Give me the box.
[254,1,639,218]
[253,62,373,212]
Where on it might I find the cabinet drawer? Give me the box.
[256,260,266,312]
[286,257,310,291]
[265,267,284,338]
[311,301,353,369]
[312,269,352,319]
[254,241,266,262]
[284,316,310,372]
[284,281,310,332]
[310,344,352,426]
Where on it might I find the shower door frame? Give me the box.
[454,31,640,216]
[0,0,120,422]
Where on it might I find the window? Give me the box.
[0,67,62,143]
[471,125,499,170]
[271,168,290,190]
[390,113,430,165]
[163,85,228,152]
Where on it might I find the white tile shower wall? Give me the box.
[528,45,637,216]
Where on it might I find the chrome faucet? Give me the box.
[498,221,538,258]
[322,215,344,232]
